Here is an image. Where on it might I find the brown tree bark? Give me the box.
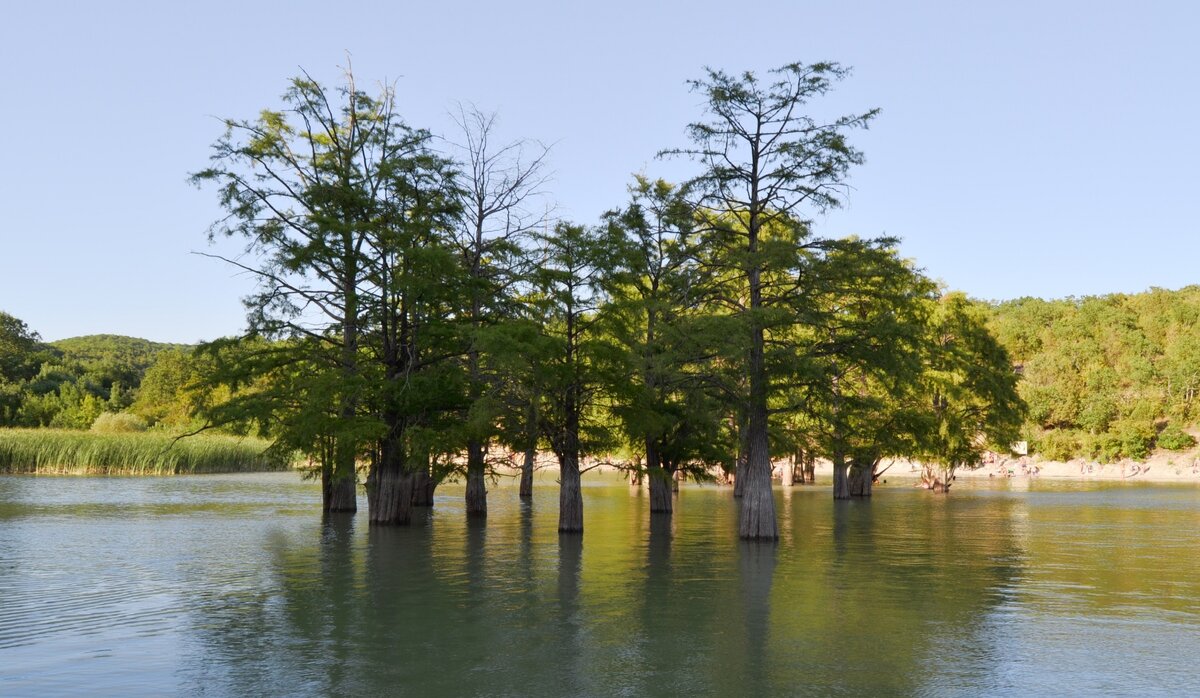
[848,459,874,497]
[322,466,358,512]
[558,450,583,533]
[832,451,851,500]
[733,419,749,498]
[465,439,487,517]
[411,460,435,507]
[739,319,779,539]
[649,472,673,513]
[519,446,535,499]
[322,440,358,512]
[647,442,673,514]
[368,431,415,525]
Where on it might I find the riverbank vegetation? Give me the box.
[0,428,286,475]
[988,288,1200,461]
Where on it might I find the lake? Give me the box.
[2,473,1199,696]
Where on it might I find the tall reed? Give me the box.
[0,428,290,475]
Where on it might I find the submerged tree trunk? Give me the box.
[323,441,358,512]
[739,399,778,540]
[919,464,952,492]
[739,302,778,539]
[647,441,672,514]
[323,468,358,512]
[782,453,795,487]
[558,450,583,533]
[649,472,672,513]
[411,460,435,507]
[832,452,851,500]
[848,459,875,497]
[803,453,816,485]
[368,432,415,525]
[465,439,487,517]
[519,446,535,499]
[733,419,749,498]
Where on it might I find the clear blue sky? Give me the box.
[2,1,1197,343]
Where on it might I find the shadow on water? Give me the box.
[318,512,358,695]
[555,532,585,694]
[734,539,778,696]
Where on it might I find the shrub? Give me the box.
[1033,430,1078,461]
[1157,424,1197,451]
[1115,420,1155,460]
[1083,431,1122,462]
[91,412,148,433]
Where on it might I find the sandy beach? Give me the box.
[494,447,1200,486]
[819,452,1200,484]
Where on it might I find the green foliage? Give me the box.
[786,238,937,472]
[529,222,621,461]
[1032,429,1078,461]
[1157,424,1196,451]
[91,412,149,433]
[132,348,216,427]
[917,293,1025,476]
[599,177,728,478]
[0,428,287,474]
[1,311,51,383]
[988,286,1200,461]
[0,315,187,429]
[193,70,472,512]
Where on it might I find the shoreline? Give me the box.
[836,454,1200,484]
[502,451,1200,486]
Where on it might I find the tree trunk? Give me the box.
[803,454,816,485]
[738,400,778,540]
[368,468,413,525]
[412,462,435,507]
[368,467,414,525]
[781,454,795,487]
[832,452,851,500]
[558,450,583,533]
[733,418,749,498]
[323,441,357,512]
[649,472,673,513]
[465,439,487,517]
[519,446,535,499]
[920,465,952,493]
[323,467,358,512]
[369,430,414,525]
[848,459,874,497]
[647,441,672,514]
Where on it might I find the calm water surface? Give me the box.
[2,473,1199,696]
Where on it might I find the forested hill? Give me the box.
[987,286,1200,460]
[0,323,193,429]
[51,335,189,373]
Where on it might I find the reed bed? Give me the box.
[0,428,290,475]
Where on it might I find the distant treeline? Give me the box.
[989,287,1200,461]
[0,327,190,430]
[8,289,1200,465]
